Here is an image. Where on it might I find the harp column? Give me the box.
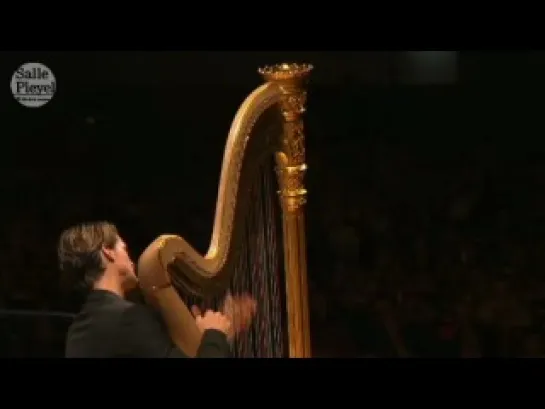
[260,63,313,358]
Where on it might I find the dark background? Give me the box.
[2,51,545,357]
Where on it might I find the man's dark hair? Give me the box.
[58,221,119,289]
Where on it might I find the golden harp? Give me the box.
[137,63,312,358]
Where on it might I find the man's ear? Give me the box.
[101,246,115,263]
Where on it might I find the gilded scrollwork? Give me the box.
[279,92,307,121]
[259,63,312,212]
[281,121,306,165]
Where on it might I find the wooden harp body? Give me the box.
[138,63,312,358]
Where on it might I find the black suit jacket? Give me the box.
[65,289,230,358]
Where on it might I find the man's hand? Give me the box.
[222,292,257,336]
[190,293,256,341]
[191,307,231,337]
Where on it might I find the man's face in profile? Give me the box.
[112,237,138,290]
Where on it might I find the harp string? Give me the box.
[183,156,286,357]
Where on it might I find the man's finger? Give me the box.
[223,292,233,307]
[243,298,257,315]
[191,305,201,317]
[240,296,257,312]
[222,293,234,314]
